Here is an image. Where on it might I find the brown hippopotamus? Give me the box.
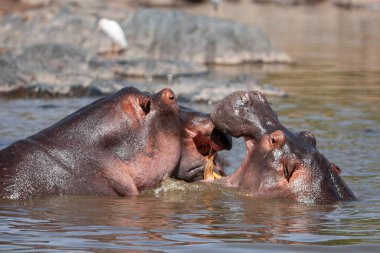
[0,87,231,199]
[210,91,356,204]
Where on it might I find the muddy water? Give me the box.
[0,2,380,252]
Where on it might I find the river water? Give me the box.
[0,2,379,252]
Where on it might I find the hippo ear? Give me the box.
[139,97,151,115]
[329,162,342,175]
[297,131,316,147]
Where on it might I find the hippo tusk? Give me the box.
[203,149,223,180]
[212,171,222,179]
[203,153,215,180]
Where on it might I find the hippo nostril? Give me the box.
[283,160,298,182]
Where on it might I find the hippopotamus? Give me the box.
[0,87,231,199]
[210,91,356,204]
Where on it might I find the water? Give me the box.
[0,2,380,252]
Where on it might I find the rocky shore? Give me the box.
[0,0,290,101]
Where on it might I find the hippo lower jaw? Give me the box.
[213,137,256,186]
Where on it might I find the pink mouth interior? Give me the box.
[192,133,213,156]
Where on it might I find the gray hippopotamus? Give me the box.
[0,87,231,199]
[210,91,356,204]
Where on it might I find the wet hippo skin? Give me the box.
[0,87,231,199]
[211,91,356,204]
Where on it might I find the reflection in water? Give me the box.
[0,2,380,252]
[0,183,378,252]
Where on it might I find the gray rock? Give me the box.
[0,7,291,65]
[170,76,287,103]
[17,43,87,73]
[123,9,291,64]
[87,75,287,103]
[0,3,291,99]
[334,0,380,9]
[0,56,26,91]
[139,0,189,7]
[89,58,208,79]
[0,43,93,97]
[252,0,323,6]
[20,0,51,7]
[0,43,210,98]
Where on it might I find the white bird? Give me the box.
[97,18,128,56]
[210,0,222,12]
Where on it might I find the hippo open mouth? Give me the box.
[192,127,232,180]
[173,105,233,182]
[175,120,232,182]
[192,128,232,157]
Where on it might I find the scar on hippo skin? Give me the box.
[210,90,356,204]
[0,87,232,199]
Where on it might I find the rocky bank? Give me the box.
[0,1,290,101]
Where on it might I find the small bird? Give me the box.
[210,0,222,13]
[97,18,128,56]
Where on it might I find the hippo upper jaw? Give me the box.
[210,90,282,140]
[191,127,232,156]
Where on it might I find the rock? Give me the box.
[123,9,291,64]
[171,75,287,103]
[89,58,208,79]
[252,0,323,6]
[86,75,287,103]
[334,0,380,9]
[17,43,87,73]
[138,0,208,7]
[0,3,291,99]
[0,43,92,97]
[20,0,51,7]
[0,42,208,98]
[0,7,291,65]
[0,56,26,91]
[0,41,287,100]
[139,0,187,7]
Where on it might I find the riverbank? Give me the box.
[0,0,291,100]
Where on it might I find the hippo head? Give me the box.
[92,87,231,187]
[211,91,356,204]
[171,106,232,182]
